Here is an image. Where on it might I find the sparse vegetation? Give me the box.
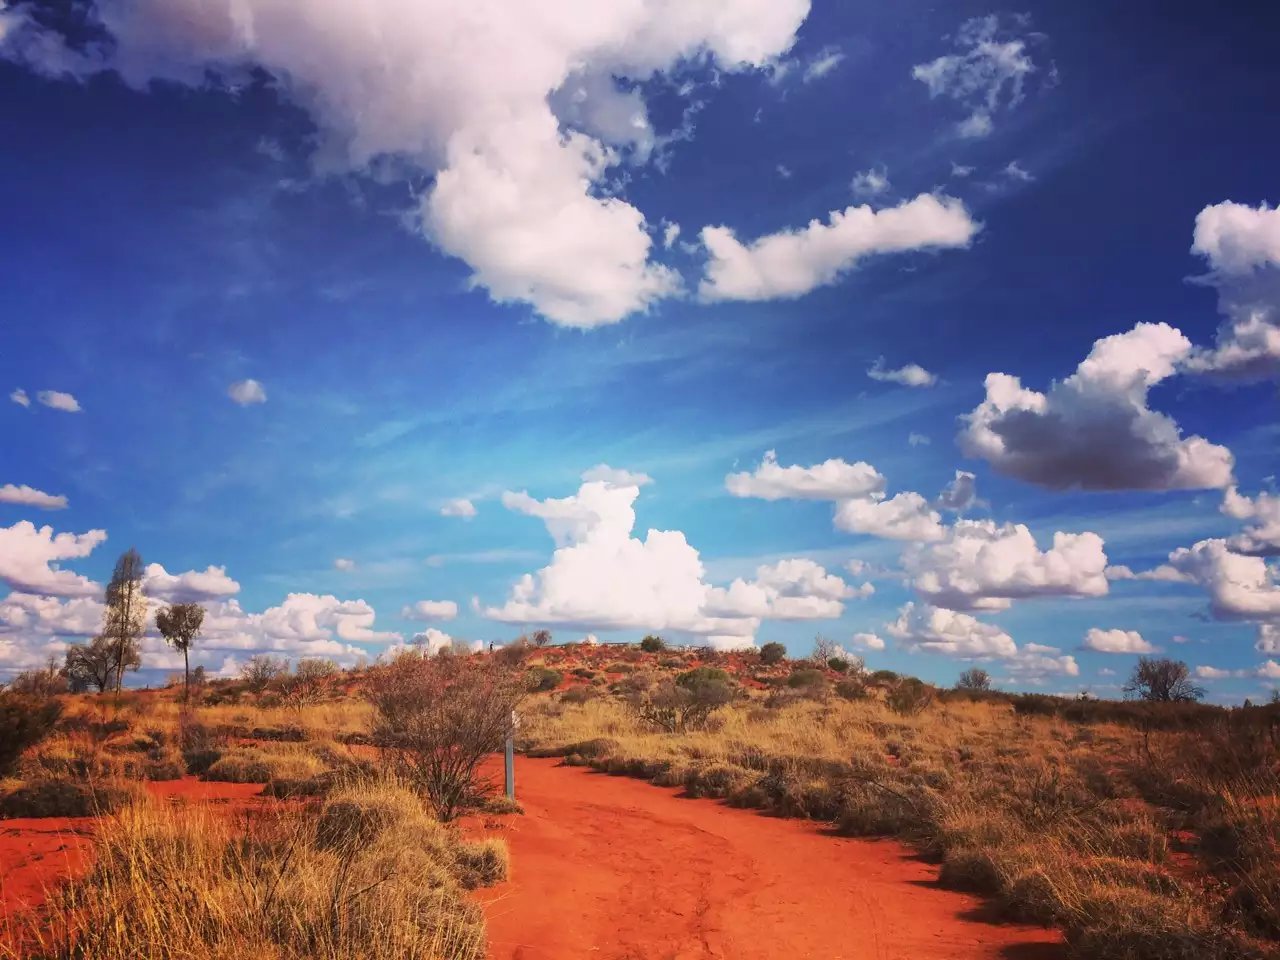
[639,634,666,653]
[759,642,786,665]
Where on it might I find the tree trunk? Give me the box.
[184,647,190,704]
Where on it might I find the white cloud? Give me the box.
[1221,486,1280,556]
[867,357,937,387]
[581,464,653,488]
[0,520,105,597]
[905,519,1109,611]
[950,162,974,178]
[440,497,477,519]
[143,563,241,603]
[1002,160,1033,182]
[333,557,356,572]
[908,432,931,447]
[410,627,457,656]
[851,631,885,651]
[887,602,1017,658]
[401,599,459,621]
[486,480,849,645]
[1258,623,1280,654]
[2,0,812,328]
[935,470,977,512]
[661,221,680,250]
[37,390,80,413]
[1157,538,1280,621]
[803,45,844,82]
[776,164,793,180]
[960,322,1234,490]
[1258,659,1280,680]
[698,193,979,302]
[851,166,890,197]
[1194,664,1236,680]
[726,450,884,501]
[834,491,946,542]
[0,484,68,510]
[1082,627,1156,654]
[0,592,103,641]
[1185,201,1280,381]
[227,379,267,405]
[9,388,29,408]
[1005,644,1079,679]
[912,14,1041,139]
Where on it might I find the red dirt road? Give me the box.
[474,757,1063,960]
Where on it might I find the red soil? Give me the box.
[472,756,1064,960]
[0,779,264,924]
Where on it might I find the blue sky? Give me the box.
[1,0,1278,700]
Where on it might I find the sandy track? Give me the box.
[474,756,1063,960]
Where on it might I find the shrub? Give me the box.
[629,668,734,732]
[956,667,992,691]
[759,641,787,665]
[454,838,510,888]
[827,657,850,673]
[0,691,63,775]
[560,685,599,705]
[870,669,899,683]
[240,654,288,693]
[204,745,328,783]
[834,678,869,700]
[640,635,666,653]
[887,677,935,715]
[0,778,143,818]
[786,668,827,691]
[366,655,525,821]
[527,666,562,692]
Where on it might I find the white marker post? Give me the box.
[505,709,518,801]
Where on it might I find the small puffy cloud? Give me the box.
[834,491,946,542]
[440,498,477,519]
[935,470,977,512]
[401,600,459,621]
[411,627,457,656]
[1222,486,1280,557]
[227,379,267,405]
[1082,627,1156,654]
[803,45,844,83]
[333,557,356,572]
[851,166,890,197]
[0,520,105,597]
[851,631,886,651]
[867,357,937,387]
[886,602,1017,658]
[912,14,1042,138]
[9,388,29,407]
[1157,538,1280,621]
[143,563,240,603]
[37,390,81,413]
[0,484,68,510]
[1258,659,1280,680]
[960,323,1234,491]
[581,464,653,488]
[1005,644,1079,679]
[951,162,975,178]
[1258,623,1280,654]
[776,164,792,180]
[908,433,931,447]
[1002,160,1034,182]
[698,194,978,302]
[1194,664,1236,680]
[1185,201,1280,381]
[726,450,884,501]
[905,519,1109,611]
[661,221,680,250]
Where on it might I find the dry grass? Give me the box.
[2,779,498,960]
[521,691,1278,959]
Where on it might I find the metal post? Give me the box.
[504,710,516,800]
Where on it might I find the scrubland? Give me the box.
[1,640,1277,960]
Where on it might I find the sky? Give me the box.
[1,0,1278,701]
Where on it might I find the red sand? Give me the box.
[472,756,1064,960]
[0,779,265,922]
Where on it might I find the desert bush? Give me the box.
[0,778,143,818]
[827,657,850,673]
[204,744,328,783]
[870,669,899,683]
[0,691,63,775]
[6,662,69,697]
[453,838,510,888]
[278,658,340,708]
[560,685,599,705]
[639,634,666,653]
[366,655,525,821]
[834,677,869,701]
[786,668,827,695]
[493,637,531,667]
[240,654,288,693]
[527,666,562,692]
[21,782,493,959]
[886,677,934,715]
[759,641,787,665]
[628,668,734,733]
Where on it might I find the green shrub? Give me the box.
[527,666,562,692]
[887,677,935,715]
[786,668,827,690]
[834,678,869,700]
[640,635,666,653]
[759,642,787,665]
[870,669,900,683]
[0,778,143,818]
[827,657,850,673]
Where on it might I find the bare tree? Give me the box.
[279,658,339,708]
[956,667,992,691]
[65,635,132,693]
[530,629,552,648]
[156,602,205,702]
[102,548,146,695]
[365,653,526,821]
[1124,657,1204,703]
[240,654,287,693]
[810,634,841,666]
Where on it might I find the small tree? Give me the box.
[102,548,146,695]
[530,629,553,648]
[628,667,734,732]
[639,634,666,653]
[759,641,786,665]
[65,635,133,693]
[8,657,68,697]
[1124,657,1204,703]
[280,658,340,708]
[810,634,841,666]
[956,667,992,691]
[156,602,205,702]
[366,654,526,820]
[241,654,287,693]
